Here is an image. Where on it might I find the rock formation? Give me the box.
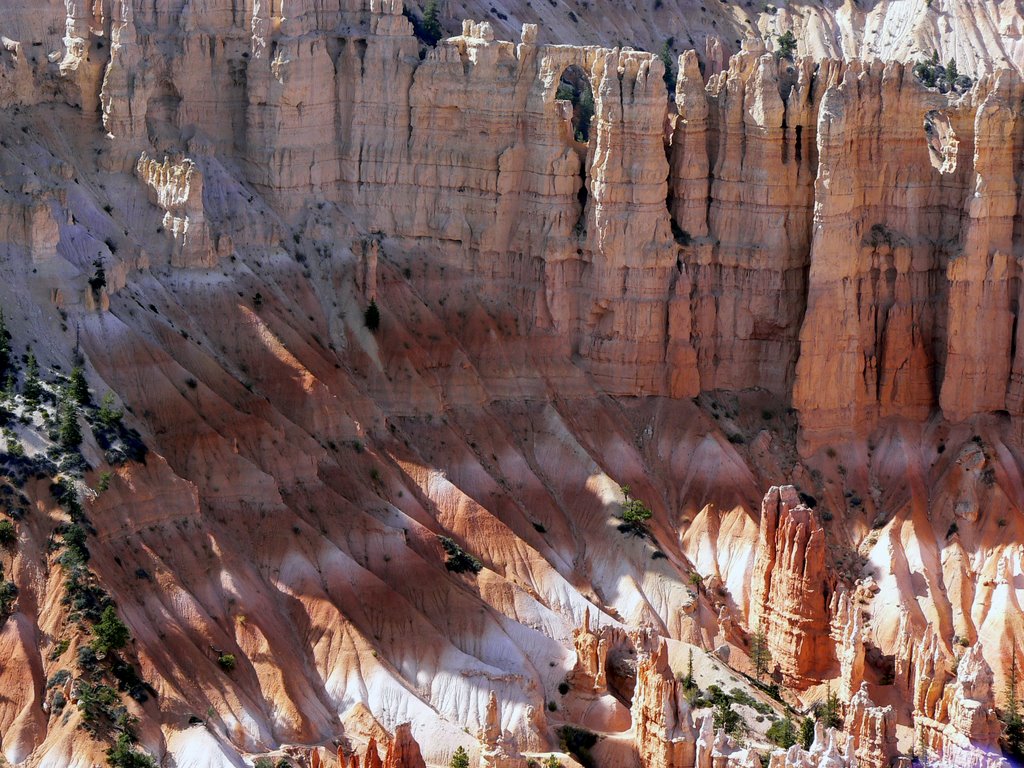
[847,683,898,768]
[895,615,1008,767]
[0,1,1023,766]
[830,587,866,702]
[631,640,697,768]
[383,724,427,768]
[749,486,834,686]
[479,692,527,768]
[570,608,610,693]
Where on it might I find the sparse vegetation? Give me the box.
[914,51,973,92]
[556,70,595,143]
[69,366,90,405]
[617,485,653,537]
[775,30,797,60]
[405,0,444,46]
[800,716,815,749]
[767,715,798,748]
[659,38,676,94]
[558,725,598,768]
[0,519,16,546]
[450,746,471,768]
[89,258,107,294]
[97,392,123,429]
[91,605,130,655]
[364,300,381,331]
[0,311,11,377]
[1001,649,1024,760]
[217,653,237,671]
[815,682,843,729]
[58,396,83,448]
[22,353,41,407]
[0,577,17,620]
[439,536,483,574]
[749,626,772,680]
[712,692,742,735]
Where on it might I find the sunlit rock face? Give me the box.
[0,1,1023,767]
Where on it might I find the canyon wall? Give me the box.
[0,1,1022,767]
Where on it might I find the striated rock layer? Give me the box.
[0,1,1023,767]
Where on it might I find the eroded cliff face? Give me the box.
[0,1,1023,767]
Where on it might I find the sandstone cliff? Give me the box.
[0,1,1022,767]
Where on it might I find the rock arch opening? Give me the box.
[556,64,595,144]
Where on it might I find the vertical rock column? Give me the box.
[578,49,682,395]
[748,485,833,687]
[793,61,961,443]
[942,72,1024,422]
[631,640,697,768]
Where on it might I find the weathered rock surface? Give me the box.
[631,640,697,768]
[0,1,1024,766]
[847,683,897,768]
[749,486,834,687]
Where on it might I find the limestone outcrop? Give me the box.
[478,692,527,768]
[749,486,834,686]
[1,1,1024,766]
[847,683,897,768]
[830,588,866,702]
[895,615,1007,768]
[631,640,697,768]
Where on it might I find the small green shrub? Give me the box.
[0,519,16,546]
[217,653,237,671]
[767,715,797,748]
[0,579,17,619]
[439,536,482,574]
[618,485,653,536]
[775,30,797,59]
[450,746,471,768]
[364,300,381,331]
[91,605,130,654]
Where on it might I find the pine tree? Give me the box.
[775,30,797,60]
[1002,648,1024,759]
[68,366,90,405]
[917,725,930,767]
[659,39,676,94]
[750,626,772,680]
[767,715,797,748]
[713,697,741,735]
[799,717,815,749]
[682,647,695,689]
[946,58,958,82]
[97,392,123,428]
[818,681,843,729]
[91,605,130,654]
[450,746,470,768]
[58,395,82,449]
[422,0,443,45]
[0,310,11,377]
[22,353,41,407]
